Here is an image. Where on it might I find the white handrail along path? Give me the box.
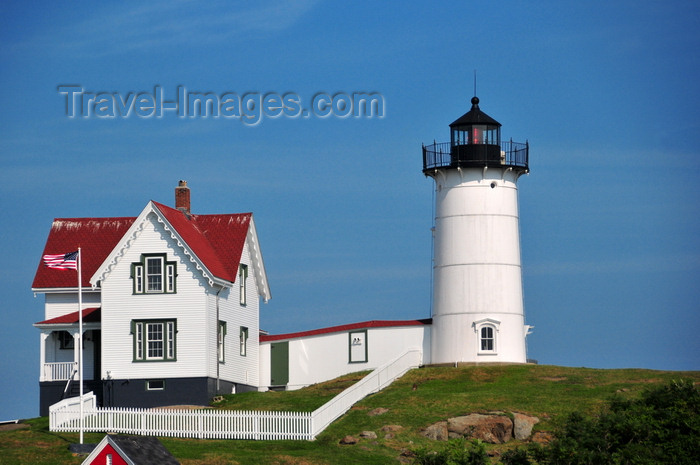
[311,347,422,437]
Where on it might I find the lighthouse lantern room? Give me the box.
[422,96,531,364]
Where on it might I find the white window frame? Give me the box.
[146,256,163,293]
[134,265,144,293]
[218,321,227,363]
[166,321,175,359]
[166,263,176,293]
[480,326,495,351]
[240,326,248,357]
[135,323,144,360]
[146,379,165,391]
[147,321,164,358]
[473,318,500,355]
[239,264,248,306]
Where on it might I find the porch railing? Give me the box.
[43,362,78,382]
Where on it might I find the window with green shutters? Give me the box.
[132,319,176,362]
[131,254,177,294]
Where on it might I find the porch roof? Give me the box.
[35,307,101,325]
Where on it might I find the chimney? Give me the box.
[175,180,190,214]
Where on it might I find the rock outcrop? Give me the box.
[447,414,513,443]
[421,412,540,444]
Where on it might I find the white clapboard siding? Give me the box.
[44,292,101,320]
[100,214,210,380]
[211,241,260,388]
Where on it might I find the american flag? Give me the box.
[43,251,79,270]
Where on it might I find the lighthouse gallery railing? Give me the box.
[422,140,528,172]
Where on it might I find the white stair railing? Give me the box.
[311,347,422,437]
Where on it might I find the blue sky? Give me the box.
[1,1,699,421]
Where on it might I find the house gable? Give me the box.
[89,201,229,290]
[34,183,271,410]
[89,201,270,299]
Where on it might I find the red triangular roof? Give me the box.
[33,202,252,290]
[35,307,101,325]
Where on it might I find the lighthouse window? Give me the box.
[470,125,486,144]
[480,326,496,352]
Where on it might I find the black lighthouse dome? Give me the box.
[449,97,501,146]
[422,96,528,174]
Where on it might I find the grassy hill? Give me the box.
[1,365,698,464]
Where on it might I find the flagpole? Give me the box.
[77,247,83,445]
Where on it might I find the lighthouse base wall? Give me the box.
[430,313,527,364]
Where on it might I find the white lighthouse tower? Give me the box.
[423,96,531,364]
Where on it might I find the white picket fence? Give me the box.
[50,399,313,440]
[49,347,422,440]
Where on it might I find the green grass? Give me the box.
[211,371,370,412]
[2,365,698,464]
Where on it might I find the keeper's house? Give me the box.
[32,182,270,415]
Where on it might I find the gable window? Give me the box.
[239,264,248,306]
[132,319,176,362]
[132,254,177,294]
[240,326,248,357]
[218,321,227,363]
[147,257,162,291]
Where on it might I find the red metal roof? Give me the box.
[152,202,251,283]
[32,202,252,290]
[35,307,101,325]
[260,319,432,342]
[32,217,136,289]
